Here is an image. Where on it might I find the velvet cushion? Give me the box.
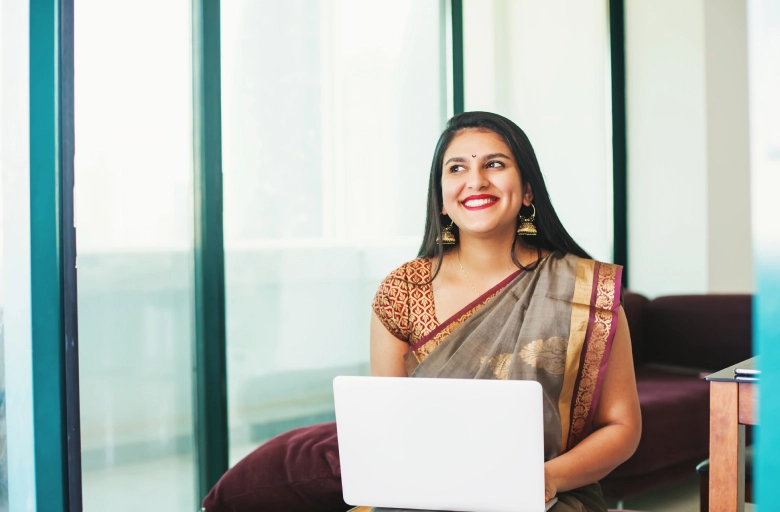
[202,421,349,512]
[622,291,649,364]
[607,368,710,480]
[643,294,752,371]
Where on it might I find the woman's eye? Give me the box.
[449,165,465,173]
[487,160,504,168]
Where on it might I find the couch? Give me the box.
[599,292,753,501]
[202,292,753,511]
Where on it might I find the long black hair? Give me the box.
[418,111,591,273]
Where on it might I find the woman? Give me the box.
[360,112,641,511]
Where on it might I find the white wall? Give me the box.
[704,0,752,292]
[463,0,614,263]
[626,0,752,297]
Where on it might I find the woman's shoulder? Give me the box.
[548,251,622,273]
[547,251,624,306]
[372,258,433,342]
[380,257,432,286]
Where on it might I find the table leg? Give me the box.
[709,381,745,512]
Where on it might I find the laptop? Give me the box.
[333,376,557,512]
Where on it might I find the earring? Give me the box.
[437,220,457,245]
[517,203,538,236]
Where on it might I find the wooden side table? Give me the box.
[705,357,758,512]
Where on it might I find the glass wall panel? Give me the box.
[74,1,195,510]
[463,0,613,262]
[221,0,446,462]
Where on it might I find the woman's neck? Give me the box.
[455,232,539,276]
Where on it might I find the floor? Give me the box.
[81,448,757,512]
[81,443,258,512]
[609,474,756,512]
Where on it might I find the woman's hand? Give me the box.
[544,463,558,502]
[541,306,641,494]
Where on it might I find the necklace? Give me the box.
[457,250,479,295]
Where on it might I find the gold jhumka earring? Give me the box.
[437,220,457,245]
[517,203,538,236]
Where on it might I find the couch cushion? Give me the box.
[643,294,752,371]
[606,368,710,479]
[623,291,649,364]
[202,422,348,512]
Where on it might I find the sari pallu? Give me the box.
[408,251,622,460]
[355,252,622,512]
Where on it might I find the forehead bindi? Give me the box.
[444,130,512,161]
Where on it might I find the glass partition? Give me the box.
[74,1,196,510]
[221,0,447,462]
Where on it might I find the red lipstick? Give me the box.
[461,194,499,211]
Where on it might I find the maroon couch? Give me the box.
[203,291,752,511]
[599,292,753,501]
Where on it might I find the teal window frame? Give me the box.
[27,0,81,509]
[609,0,628,279]
[451,0,464,115]
[192,0,229,502]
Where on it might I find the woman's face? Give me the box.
[440,129,533,240]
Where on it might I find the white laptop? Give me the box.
[333,376,557,512]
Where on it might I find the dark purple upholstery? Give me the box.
[623,291,649,363]
[202,422,348,512]
[617,369,710,477]
[643,295,752,370]
[601,369,710,498]
[601,292,753,501]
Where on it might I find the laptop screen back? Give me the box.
[334,376,547,512]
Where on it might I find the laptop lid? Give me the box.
[333,376,549,512]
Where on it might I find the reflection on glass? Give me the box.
[74,1,195,510]
[221,0,446,462]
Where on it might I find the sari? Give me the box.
[360,251,623,512]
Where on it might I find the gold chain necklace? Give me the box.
[457,250,479,295]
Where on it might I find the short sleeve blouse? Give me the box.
[371,258,439,345]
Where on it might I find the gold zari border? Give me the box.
[566,263,618,449]
[558,258,595,452]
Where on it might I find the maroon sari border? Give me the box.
[566,262,602,444]
[584,265,623,433]
[565,262,623,446]
[409,268,523,351]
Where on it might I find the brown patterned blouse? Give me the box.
[371,258,439,345]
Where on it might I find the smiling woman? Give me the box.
[367,112,642,511]
[440,131,526,245]
[419,112,593,275]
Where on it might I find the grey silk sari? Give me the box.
[355,252,623,512]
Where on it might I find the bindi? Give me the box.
[472,154,476,158]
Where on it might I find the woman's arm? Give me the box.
[370,311,410,377]
[544,305,642,499]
